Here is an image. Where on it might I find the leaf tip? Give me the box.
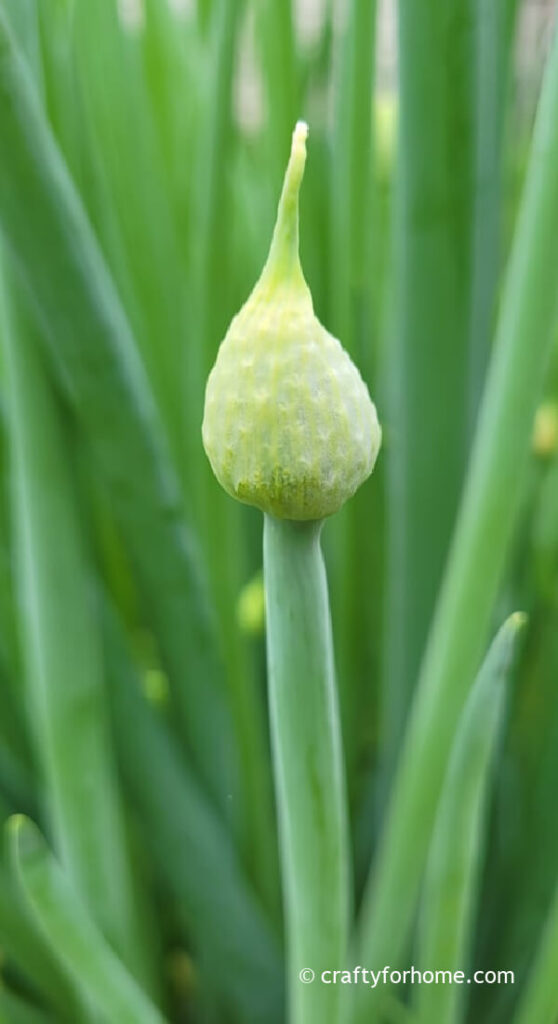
[508,610,528,633]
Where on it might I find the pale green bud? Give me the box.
[236,571,266,636]
[202,121,381,521]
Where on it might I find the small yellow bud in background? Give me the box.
[202,121,381,521]
[236,571,266,635]
[532,401,558,458]
[166,949,197,999]
[142,667,170,706]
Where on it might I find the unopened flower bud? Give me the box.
[202,121,381,520]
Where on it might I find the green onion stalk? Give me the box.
[203,123,381,1024]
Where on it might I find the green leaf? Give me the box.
[354,20,558,1021]
[8,816,165,1024]
[71,0,187,462]
[103,602,284,1024]
[0,861,78,1019]
[382,0,477,772]
[514,877,558,1024]
[468,0,520,415]
[415,613,525,1024]
[2,279,153,986]
[327,0,379,803]
[186,0,277,899]
[0,10,237,816]
[0,989,52,1024]
[256,0,298,198]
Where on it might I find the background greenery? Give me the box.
[0,0,557,1021]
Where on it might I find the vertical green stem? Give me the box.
[190,0,243,409]
[263,515,349,1024]
[468,0,520,423]
[383,0,476,777]
[329,0,378,793]
[330,0,377,358]
[257,0,298,197]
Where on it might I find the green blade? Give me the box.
[8,816,165,1024]
[0,10,237,815]
[256,0,298,197]
[415,613,525,1024]
[514,877,558,1024]
[2,278,154,986]
[0,990,51,1024]
[103,601,284,1024]
[186,0,277,896]
[382,0,476,770]
[0,861,78,1019]
[71,0,187,464]
[327,0,379,799]
[354,19,558,1021]
[468,0,520,418]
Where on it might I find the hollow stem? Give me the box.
[263,515,349,1024]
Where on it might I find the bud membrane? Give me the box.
[202,121,381,521]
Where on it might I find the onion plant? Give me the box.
[202,121,380,1022]
[0,3,556,1024]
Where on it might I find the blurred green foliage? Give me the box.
[0,1,556,1022]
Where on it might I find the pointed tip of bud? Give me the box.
[261,120,310,292]
[285,119,308,204]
